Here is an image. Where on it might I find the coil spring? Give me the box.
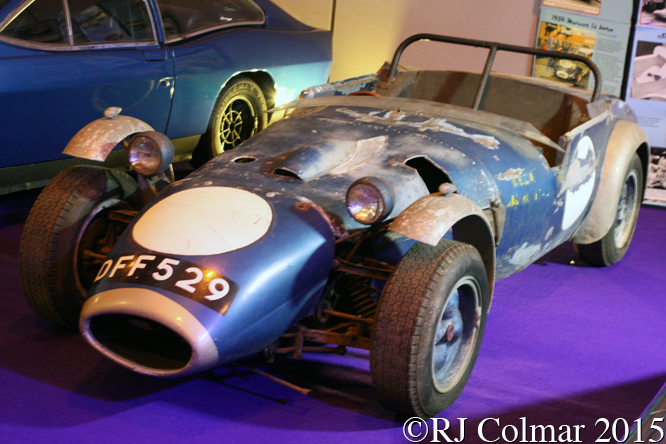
[337,275,379,319]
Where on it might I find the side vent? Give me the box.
[405,156,452,193]
[233,157,256,163]
[273,168,301,179]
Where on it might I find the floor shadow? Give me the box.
[533,241,593,268]
[0,189,37,230]
[417,374,666,443]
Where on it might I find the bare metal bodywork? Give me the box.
[68,72,648,307]
[574,119,649,244]
[64,108,154,162]
[391,192,496,296]
[44,34,648,390]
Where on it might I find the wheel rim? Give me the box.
[613,170,639,249]
[218,96,257,151]
[432,276,481,393]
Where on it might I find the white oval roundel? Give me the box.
[562,136,596,231]
[133,187,273,256]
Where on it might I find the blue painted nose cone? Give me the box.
[81,185,336,376]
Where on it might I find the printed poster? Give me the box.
[543,0,602,16]
[542,0,634,23]
[639,0,666,27]
[625,26,666,204]
[533,8,631,97]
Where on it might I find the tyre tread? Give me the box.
[371,240,482,417]
[575,153,644,267]
[19,166,134,328]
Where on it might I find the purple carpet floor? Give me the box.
[1,190,665,444]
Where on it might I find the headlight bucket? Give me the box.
[346,177,394,224]
[127,131,174,176]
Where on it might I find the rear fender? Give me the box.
[63,107,154,162]
[390,193,496,301]
[573,120,649,244]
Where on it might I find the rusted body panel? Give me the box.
[193,93,620,279]
[48,34,649,390]
[574,119,650,244]
[68,78,647,285]
[63,108,154,162]
[391,193,496,297]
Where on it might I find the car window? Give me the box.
[68,0,153,44]
[0,0,68,44]
[156,0,264,40]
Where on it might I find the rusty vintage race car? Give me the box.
[20,34,649,418]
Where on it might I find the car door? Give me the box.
[153,0,268,141]
[154,0,332,142]
[0,0,174,168]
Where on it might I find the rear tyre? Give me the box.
[195,77,267,164]
[575,153,644,266]
[370,239,489,418]
[19,166,141,329]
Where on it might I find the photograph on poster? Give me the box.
[534,21,596,88]
[625,28,666,205]
[629,41,666,100]
[639,0,666,27]
[543,0,601,16]
[646,147,666,203]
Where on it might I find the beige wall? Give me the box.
[271,0,541,82]
[270,0,333,31]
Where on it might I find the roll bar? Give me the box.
[386,33,602,106]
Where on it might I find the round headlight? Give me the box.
[346,177,394,225]
[127,131,174,176]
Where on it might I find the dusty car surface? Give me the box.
[20,34,649,418]
[0,0,331,194]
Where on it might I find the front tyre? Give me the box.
[576,153,644,266]
[198,76,267,160]
[19,166,141,329]
[370,239,489,418]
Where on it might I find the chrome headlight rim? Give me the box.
[346,176,394,225]
[127,131,174,176]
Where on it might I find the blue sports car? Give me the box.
[20,34,649,419]
[0,0,331,194]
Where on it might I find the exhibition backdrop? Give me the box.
[626,0,666,204]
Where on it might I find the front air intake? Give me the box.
[88,314,192,371]
[80,287,219,377]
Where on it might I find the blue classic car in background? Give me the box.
[0,0,331,194]
[19,35,649,418]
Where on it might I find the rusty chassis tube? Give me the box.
[386,33,602,105]
[332,257,393,280]
[80,209,139,263]
[274,309,375,359]
[269,224,391,360]
[322,308,373,324]
[335,220,391,246]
